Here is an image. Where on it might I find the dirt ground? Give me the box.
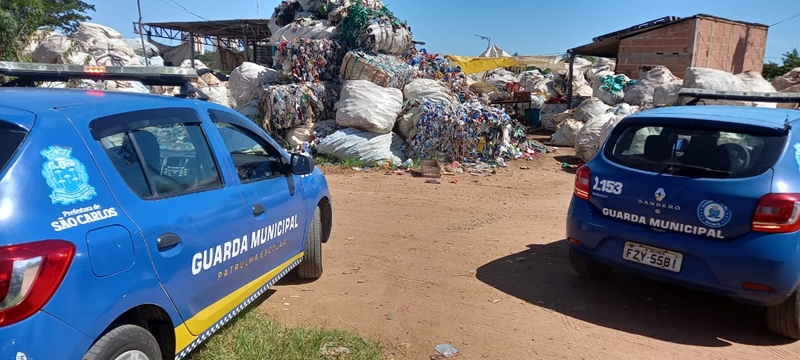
[260,137,800,360]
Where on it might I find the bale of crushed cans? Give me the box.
[406,100,535,162]
[403,48,469,101]
[274,38,346,82]
[258,81,341,132]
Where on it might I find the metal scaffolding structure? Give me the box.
[133,19,272,64]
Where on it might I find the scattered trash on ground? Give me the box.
[320,342,351,357]
[434,343,460,358]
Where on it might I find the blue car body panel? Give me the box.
[567,105,800,307]
[0,88,332,359]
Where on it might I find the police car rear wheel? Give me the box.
[569,246,611,280]
[84,324,161,360]
[297,206,323,279]
[766,288,800,339]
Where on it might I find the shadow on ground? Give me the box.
[475,240,796,348]
[554,155,582,165]
[553,155,581,174]
[277,269,318,285]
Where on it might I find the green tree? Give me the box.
[763,48,800,81]
[0,0,95,61]
[196,51,219,71]
[560,52,598,64]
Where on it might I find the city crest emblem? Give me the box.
[40,145,97,205]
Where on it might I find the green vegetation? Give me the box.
[763,48,800,81]
[0,0,95,61]
[189,309,389,360]
[311,154,424,171]
[313,154,381,169]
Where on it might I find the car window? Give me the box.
[604,122,786,179]
[0,121,27,176]
[92,108,223,199]
[207,109,286,183]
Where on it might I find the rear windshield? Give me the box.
[603,122,786,179]
[0,121,27,174]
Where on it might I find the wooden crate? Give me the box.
[514,91,532,100]
[419,160,441,178]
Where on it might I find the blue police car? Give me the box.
[567,88,800,339]
[0,62,333,359]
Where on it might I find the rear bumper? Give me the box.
[0,310,92,359]
[566,196,800,307]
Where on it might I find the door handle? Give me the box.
[252,203,266,216]
[157,233,181,251]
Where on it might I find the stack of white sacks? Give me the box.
[24,22,235,108]
[548,60,779,162]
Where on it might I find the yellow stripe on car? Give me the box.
[173,252,304,356]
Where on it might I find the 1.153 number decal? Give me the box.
[593,177,623,195]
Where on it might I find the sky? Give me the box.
[85,0,800,63]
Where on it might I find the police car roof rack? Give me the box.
[678,88,800,106]
[0,61,209,101]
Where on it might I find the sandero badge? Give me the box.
[654,188,666,202]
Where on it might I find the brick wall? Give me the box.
[691,17,767,74]
[615,17,768,79]
[616,18,696,79]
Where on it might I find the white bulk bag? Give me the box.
[317,128,407,166]
[335,80,403,134]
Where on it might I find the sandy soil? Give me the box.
[260,140,800,360]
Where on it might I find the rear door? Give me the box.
[204,107,308,280]
[76,106,253,335]
[588,116,787,241]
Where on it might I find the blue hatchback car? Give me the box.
[567,90,800,339]
[0,62,333,359]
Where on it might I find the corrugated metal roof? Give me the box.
[143,19,271,40]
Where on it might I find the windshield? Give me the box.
[603,122,786,179]
[0,121,27,175]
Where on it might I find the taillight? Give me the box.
[0,240,75,327]
[574,165,591,200]
[751,193,800,233]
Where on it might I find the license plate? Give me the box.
[622,242,683,272]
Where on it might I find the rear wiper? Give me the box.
[659,163,731,177]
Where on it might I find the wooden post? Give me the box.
[189,30,196,69]
[567,53,576,109]
[136,0,148,67]
[242,26,250,63]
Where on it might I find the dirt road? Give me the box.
[261,142,800,360]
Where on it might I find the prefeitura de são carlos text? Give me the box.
[602,208,724,239]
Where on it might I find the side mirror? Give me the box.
[290,153,315,175]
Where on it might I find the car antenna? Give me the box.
[785,112,792,131]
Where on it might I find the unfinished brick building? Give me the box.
[568,14,769,79]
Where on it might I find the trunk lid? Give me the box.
[587,116,786,240]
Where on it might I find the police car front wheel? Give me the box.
[84,324,161,360]
[297,206,323,279]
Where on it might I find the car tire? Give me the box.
[569,246,611,280]
[297,206,323,279]
[767,289,800,339]
[84,324,161,360]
